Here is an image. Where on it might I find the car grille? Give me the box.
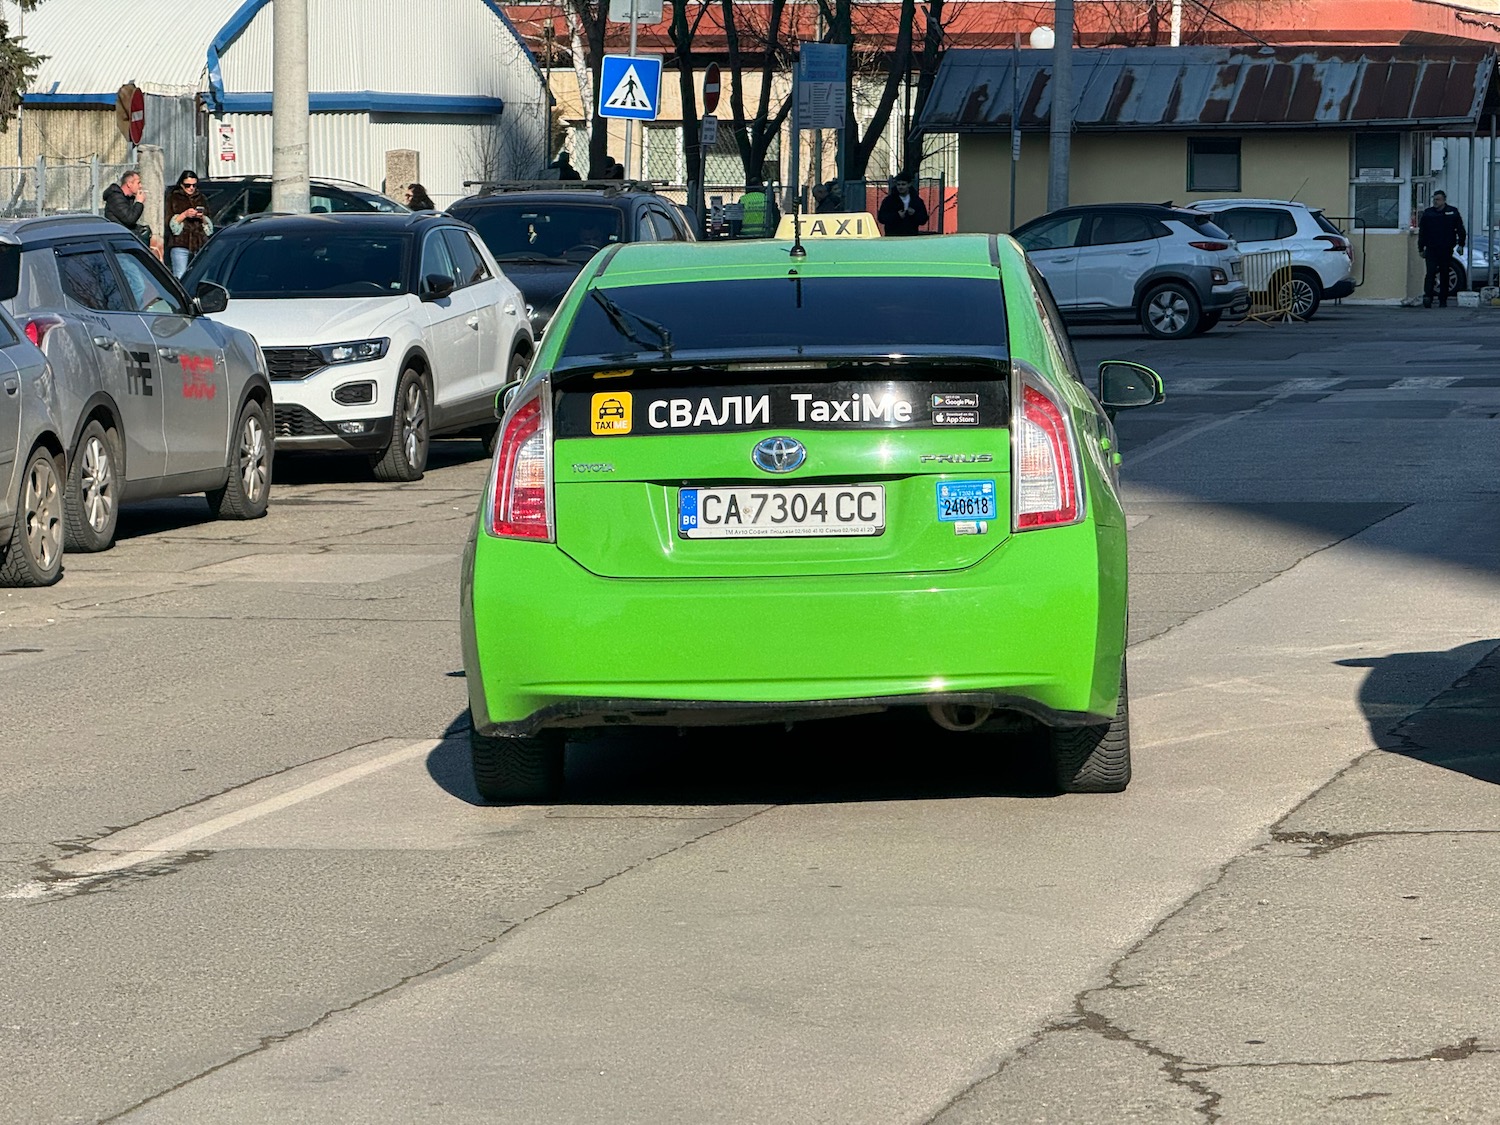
[263,347,324,381]
[274,404,334,439]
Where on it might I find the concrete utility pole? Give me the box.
[271,0,310,214]
[1047,0,1073,212]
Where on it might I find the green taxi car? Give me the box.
[460,233,1164,802]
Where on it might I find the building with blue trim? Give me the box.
[18,0,550,207]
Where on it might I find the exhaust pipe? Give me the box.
[927,702,993,732]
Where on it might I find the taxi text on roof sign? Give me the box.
[773,213,881,240]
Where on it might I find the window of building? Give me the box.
[1187,138,1241,192]
[1350,132,1406,230]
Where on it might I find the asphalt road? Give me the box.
[2,304,1497,1124]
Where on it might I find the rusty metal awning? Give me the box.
[917,46,1498,134]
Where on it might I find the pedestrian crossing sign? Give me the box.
[599,54,662,121]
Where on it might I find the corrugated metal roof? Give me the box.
[20,0,242,97]
[918,46,1497,134]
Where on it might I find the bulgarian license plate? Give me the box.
[678,485,885,539]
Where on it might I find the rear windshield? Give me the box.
[0,244,18,302]
[558,276,1007,362]
[453,203,624,263]
[183,231,413,299]
[1176,213,1234,241]
[1312,211,1345,236]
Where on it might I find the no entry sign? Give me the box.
[702,62,721,115]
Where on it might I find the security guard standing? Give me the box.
[1418,189,1467,308]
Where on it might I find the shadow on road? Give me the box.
[1339,640,1500,785]
[426,711,1059,807]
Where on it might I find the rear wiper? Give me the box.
[589,288,673,357]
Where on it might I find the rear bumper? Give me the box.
[460,519,1127,734]
[1323,276,1356,300]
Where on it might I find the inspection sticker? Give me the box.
[937,479,996,522]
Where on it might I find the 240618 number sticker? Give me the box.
[936,479,996,522]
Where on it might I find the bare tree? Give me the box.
[720,0,795,186]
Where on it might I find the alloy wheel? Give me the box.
[25,456,61,571]
[239,413,268,503]
[1148,290,1191,335]
[1286,278,1317,318]
[80,434,115,533]
[403,382,428,467]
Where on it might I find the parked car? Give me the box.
[460,233,1166,802]
[1013,203,1249,339]
[182,211,533,481]
[447,180,697,337]
[196,177,408,228]
[0,215,273,553]
[0,303,65,586]
[1192,198,1355,319]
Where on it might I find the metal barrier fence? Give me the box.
[0,159,137,219]
[1240,249,1297,323]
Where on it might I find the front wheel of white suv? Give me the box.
[1140,282,1201,340]
[371,368,430,483]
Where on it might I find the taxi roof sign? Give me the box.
[774,212,881,240]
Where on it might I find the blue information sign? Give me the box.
[599,55,662,121]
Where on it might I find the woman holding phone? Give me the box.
[165,170,214,278]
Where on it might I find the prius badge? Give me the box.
[752,436,806,474]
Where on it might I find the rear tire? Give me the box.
[471,728,565,803]
[208,400,272,520]
[1281,269,1322,320]
[371,368,429,483]
[64,420,120,552]
[1140,282,1200,339]
[0,447,64,587]
[1047,665,1131,793]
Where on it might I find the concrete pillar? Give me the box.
[385,149,420,201]
[137,144,166,256]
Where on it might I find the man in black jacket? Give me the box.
[102,171,150,243]
[876,175,929,237]
[1418,189,1466,308]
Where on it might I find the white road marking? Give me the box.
[4,738,443,900]
[1391,375,1461,389]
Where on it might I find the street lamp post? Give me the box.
[1047,0,1072,213]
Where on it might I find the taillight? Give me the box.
[1189,240,1230,251]
[22,314,65,348]
[1013,380,1081,531]
[488,391,553,541]
[1316,234,1350,254]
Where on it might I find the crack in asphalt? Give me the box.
[1270,827,1500,858]
[97,805,775,1123]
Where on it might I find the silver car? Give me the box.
[0,215,273,551]
[0,303,65,586]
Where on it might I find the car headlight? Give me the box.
[313,338,390,364]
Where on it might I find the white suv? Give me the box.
[183,212,534,481]
[1192,199,1355,320]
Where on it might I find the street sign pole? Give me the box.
[625,0,638,180]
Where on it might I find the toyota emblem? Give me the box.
[751,436,806,474]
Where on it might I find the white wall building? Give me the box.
[19,0,550,208]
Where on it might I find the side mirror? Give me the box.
[421,274,456,302]
[1098,361,1165,411]
[194,281,230,315]
[495,381,521,418]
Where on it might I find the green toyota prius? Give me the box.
[460,232,1164,802]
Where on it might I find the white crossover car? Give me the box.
[183,212,534,480]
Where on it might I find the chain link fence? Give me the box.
[0,159,137,219]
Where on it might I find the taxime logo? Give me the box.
[591,392,633,435]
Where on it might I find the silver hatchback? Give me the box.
[0,215,273,552]
[0,303,66,586]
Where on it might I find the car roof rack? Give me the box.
[459,178,663,198]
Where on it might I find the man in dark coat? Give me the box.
[103,171,150,242]
[1418,189,1467,308]
[876,174,929,237]
[556,152,582,181]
